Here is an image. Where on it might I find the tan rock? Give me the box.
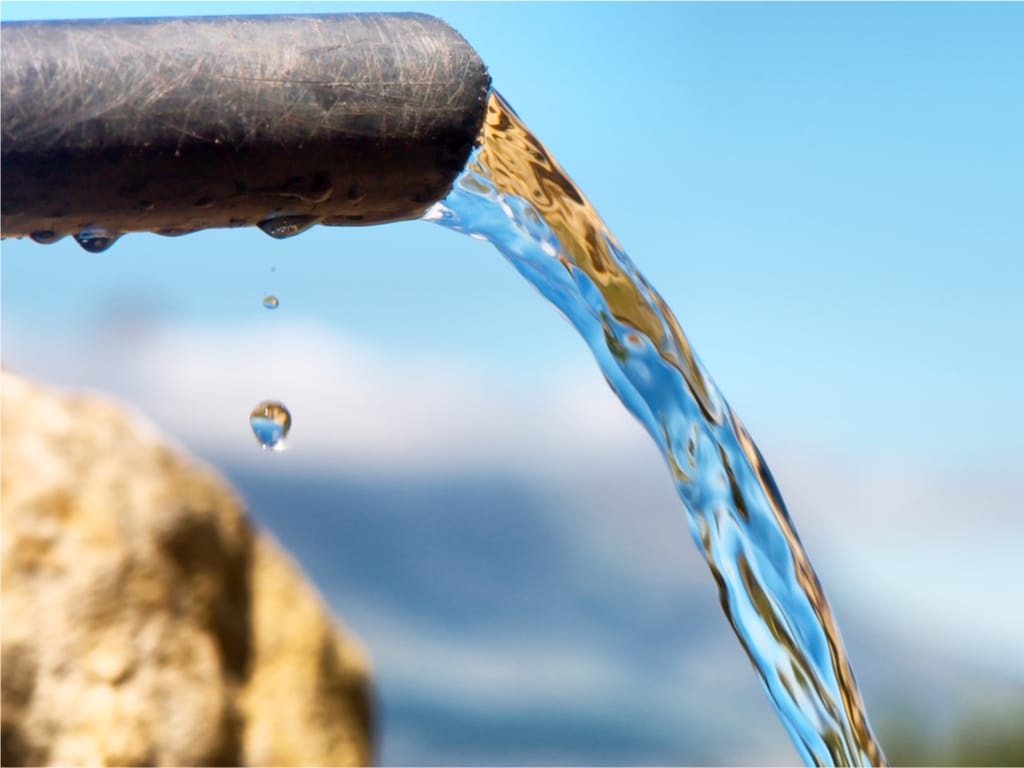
[1,370,373,766]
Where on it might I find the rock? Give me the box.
[0,370,373,767]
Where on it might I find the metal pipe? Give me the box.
[0,13,490,242]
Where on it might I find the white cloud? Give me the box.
[4,320,644,477]
[5,318,1022,686]
[766,445,1024,680]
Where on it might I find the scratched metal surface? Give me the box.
[1,13,491,236]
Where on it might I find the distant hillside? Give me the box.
[224,463,1024,766]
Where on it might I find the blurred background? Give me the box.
[2,2,1022,764]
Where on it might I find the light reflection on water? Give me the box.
[427,90,886,767]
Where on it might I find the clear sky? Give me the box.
[3,3,1023,764]
[3,1,1022,470]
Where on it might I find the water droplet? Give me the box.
[29,230,61,244]
[257,214,319,239]
[421,204,444,222]
[74,226,120,253]
[262,295,279,310]
[249,401,291,450]
[156,227,198,238]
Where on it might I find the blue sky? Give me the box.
[3,3,1023,764]
[4,2,1023,470]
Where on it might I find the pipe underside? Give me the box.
[0,13,490,239]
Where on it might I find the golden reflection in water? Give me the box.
[467,93,719,423]
[471,91,885,767]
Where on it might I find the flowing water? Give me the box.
[426,91,886,767]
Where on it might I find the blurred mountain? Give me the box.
[224,464,783,765]
[222,462,1024,766]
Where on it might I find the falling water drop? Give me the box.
[249,401,291,450]
[74,226,120,253]
[257,214,319,239]
[262,295,279,310]
[29,230,61,244]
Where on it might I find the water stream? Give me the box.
[426,90,886,767]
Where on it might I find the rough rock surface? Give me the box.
[1,370,373,766]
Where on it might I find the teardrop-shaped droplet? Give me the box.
[30,230,62,244]
[257,214,319,240]
[249,400,291,450]
[262,295,279,310]
[74,226,120,253]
